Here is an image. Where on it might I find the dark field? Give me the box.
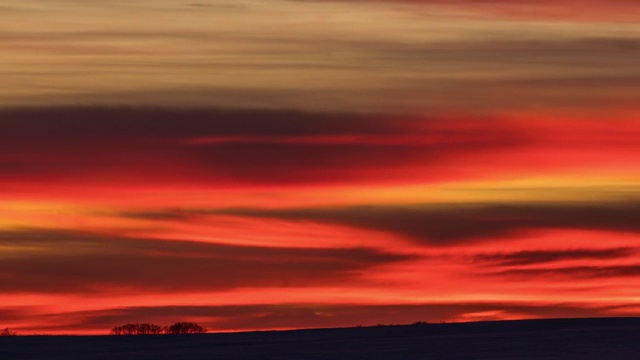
[2,318,639,359]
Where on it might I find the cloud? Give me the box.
[2,1,637,112]
[0,228,414,294]
[0,107,528,187]
[0,107,390,140]
[3,107,638,190]
[0,308,30,322]
[495,265,640,279]
[332,0,640,21]
[475,248,637,266]
[210,201,640,244]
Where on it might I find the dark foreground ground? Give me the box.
[2,317,640,360]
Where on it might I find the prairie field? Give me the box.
[2,318,639,360]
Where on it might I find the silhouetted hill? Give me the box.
[2,317,639,359]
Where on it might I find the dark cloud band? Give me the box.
[0,229,414,294]
[202,202,640,244]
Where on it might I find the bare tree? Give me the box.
[166,322,207,334]
[1,328,17,336]
[111,323,164,335]
[111,322,206,335]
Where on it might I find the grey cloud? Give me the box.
[2,22,637,113]
[0,229,414,294]
[475,248,637,266]
[207,202,640,244]
[0,107,527,185]
[495,265,640,279]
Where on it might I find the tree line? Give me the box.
[111,322,207,335]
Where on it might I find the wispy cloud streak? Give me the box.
[209,202,640,244]
[0,228,413,294]
[475,248,637,266]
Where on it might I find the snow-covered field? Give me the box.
[2,318,639,359]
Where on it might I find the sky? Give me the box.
[0,0,639,334]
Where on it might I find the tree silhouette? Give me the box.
[166,322,207,334]
[111,323,164,335]
[111,322,206,335]
[1,328,17,336]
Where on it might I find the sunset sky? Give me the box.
[1,0,639,334]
